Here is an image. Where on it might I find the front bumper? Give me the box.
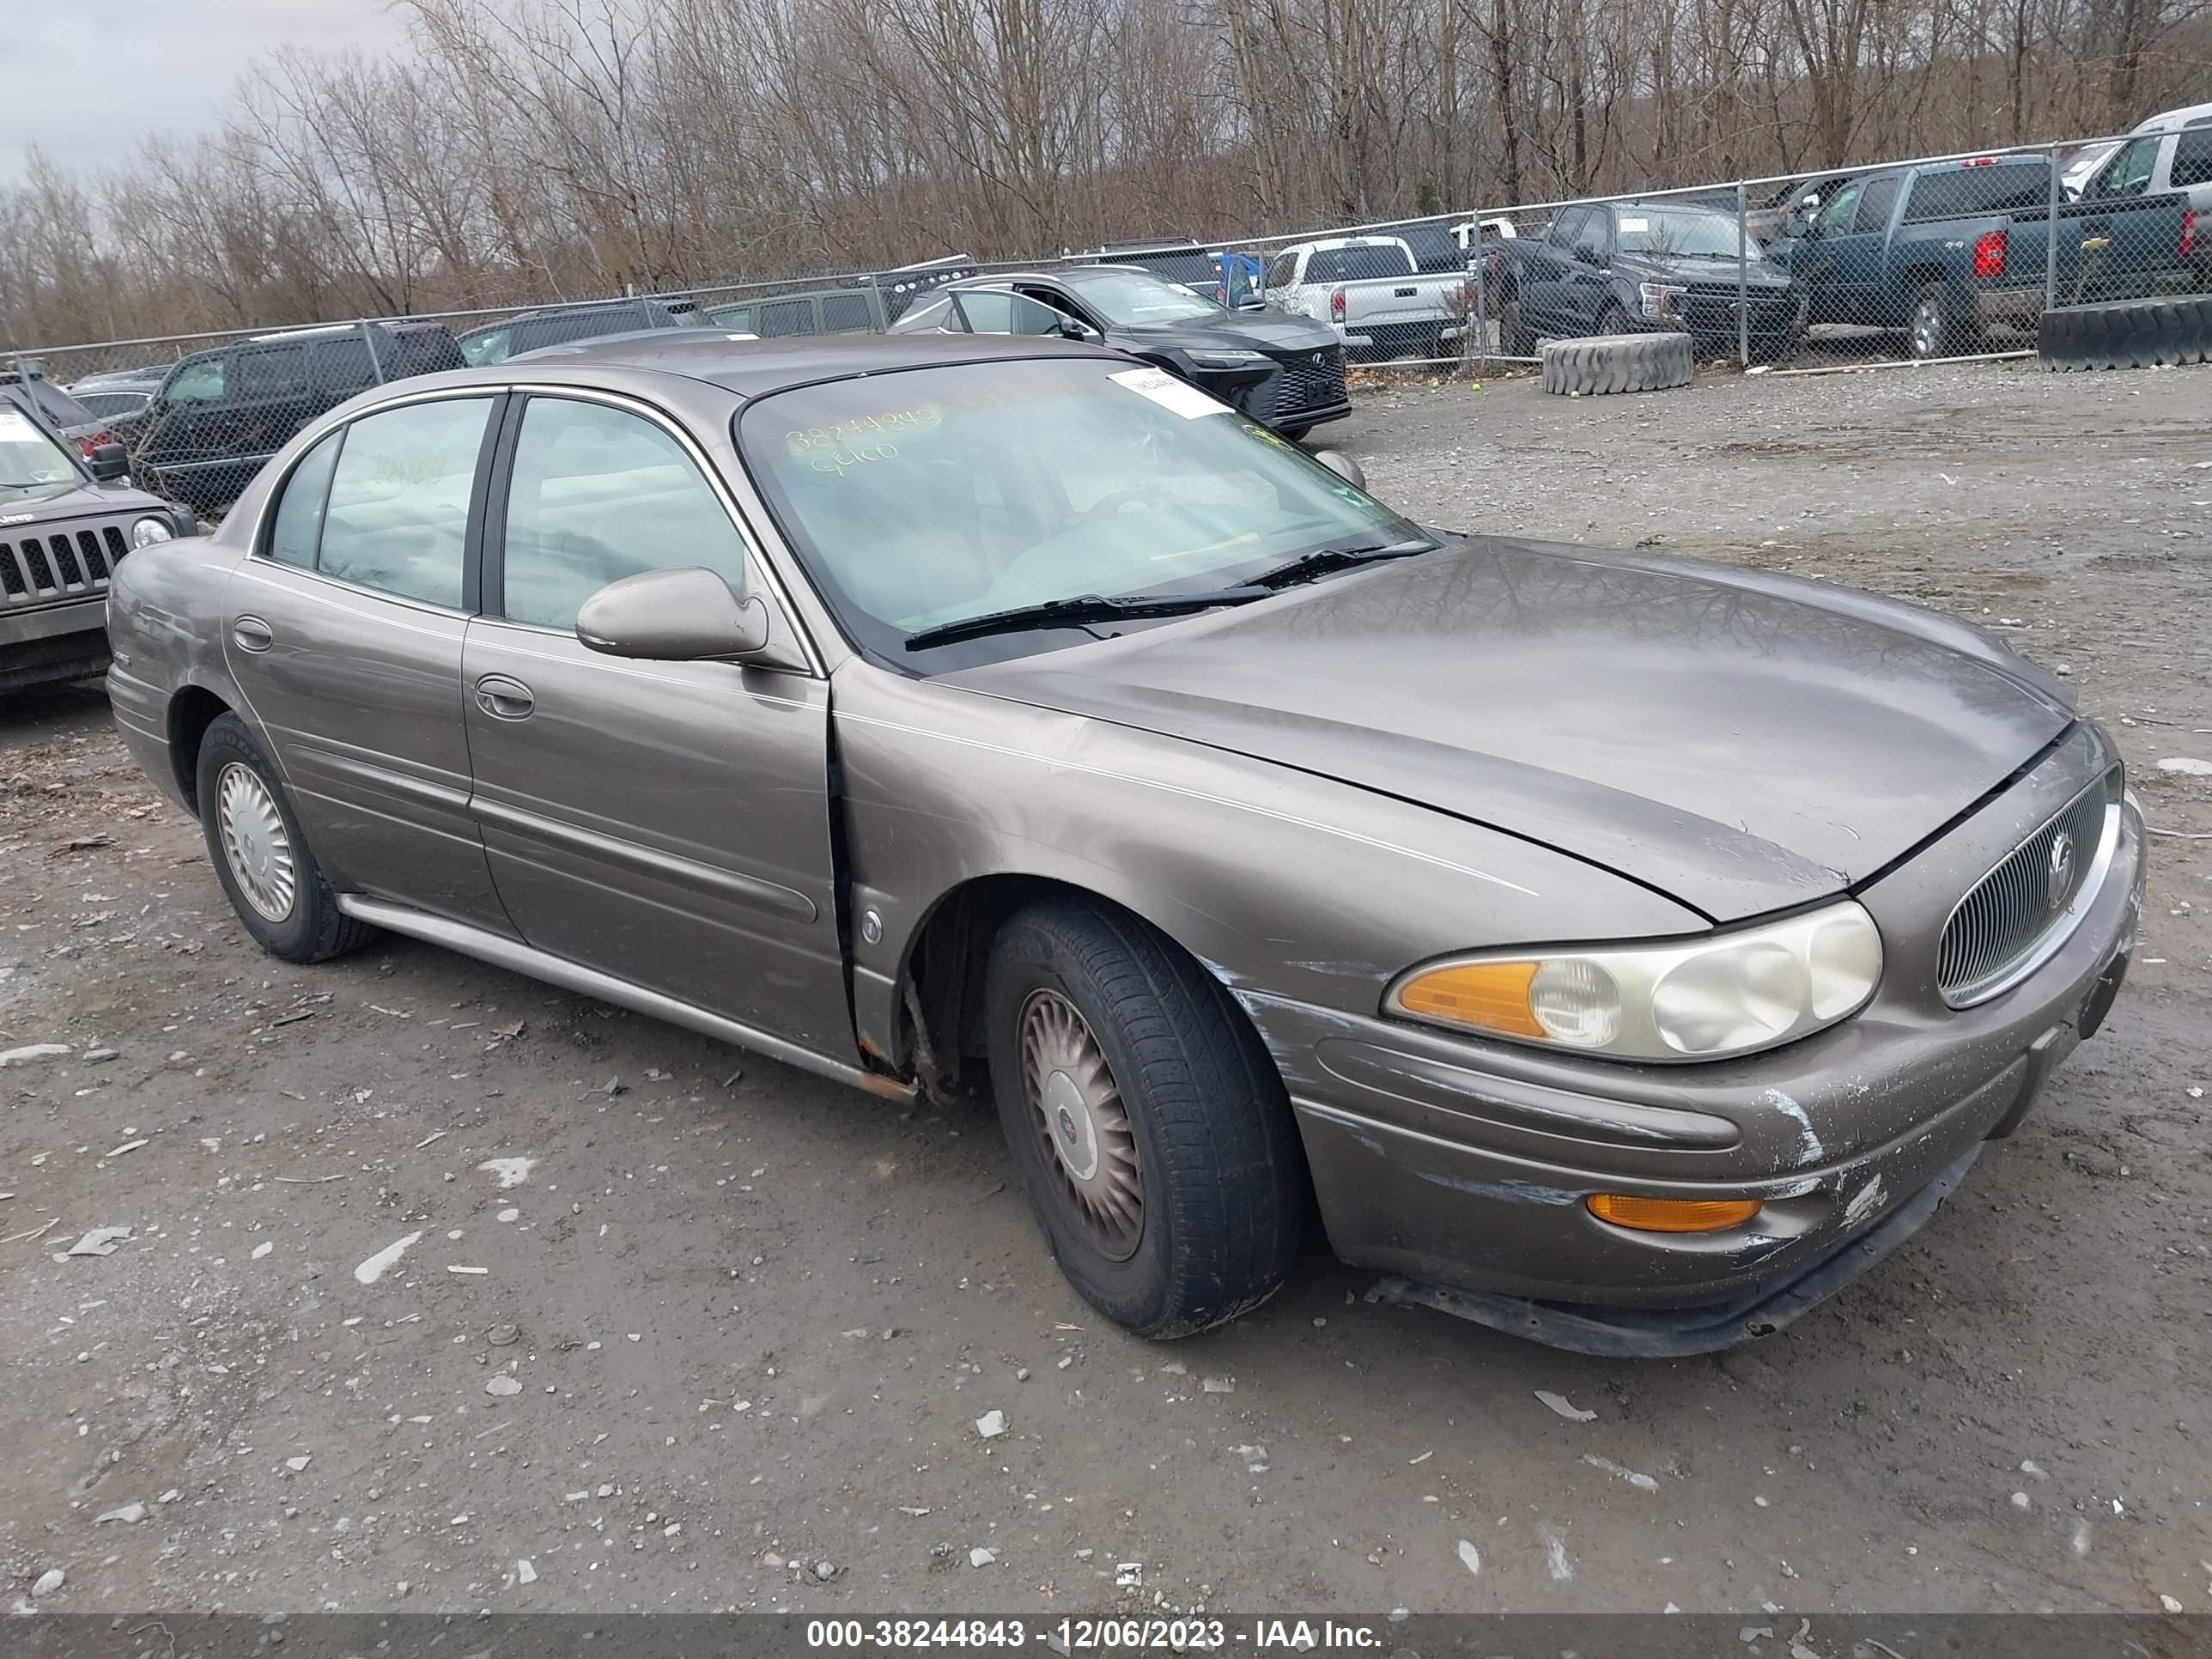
[1240,734,2144,1349]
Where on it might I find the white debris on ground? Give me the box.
[1535,1389,1598,1422]
[353,1231,420,1285]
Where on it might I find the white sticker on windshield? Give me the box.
[0,407,44,441]
[1108,367,1233,420]
[1619,216,1650,233]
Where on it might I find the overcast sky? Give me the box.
[3,0,417,184]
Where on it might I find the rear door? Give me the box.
[1826,173,1902,323]
[223,391,514,930]
[459,389,848,1051]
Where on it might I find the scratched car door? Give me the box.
[459,390,848,1053]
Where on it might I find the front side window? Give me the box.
[501,397,748,630]
[266,429,344,568]
[2092,136,2160,198]
[164,358,226,405]
[952,290,1070,336]
[741,358,1417,667]
[1814,179,1866,234]
[1572,211,1612,261]
[460,327,512,367]
[315,397,493,608]
[1264,251,1298,290]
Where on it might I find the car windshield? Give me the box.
[740,357,1419,667]
[0,403,79,489]
[1058,269,1222,326]
[1614,207,1750,258]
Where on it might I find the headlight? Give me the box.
[1638,282,1688,318]
[1386,899,1882,1062]
[131,516,174,548]
[1186,348,1270,368]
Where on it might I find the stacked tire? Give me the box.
[1539,331,1695,396]
[2039,295,2212,371]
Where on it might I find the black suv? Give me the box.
[107,322,465,518]
[455,299,699,367]
[0,384,197,692]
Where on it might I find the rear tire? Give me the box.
[984,896,1304,1338]
[196,713,375,963]
[1908,282,1980,360]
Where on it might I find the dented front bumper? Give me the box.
[1237,760,2144,1352]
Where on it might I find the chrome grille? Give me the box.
[1938,775,2117,1006]
[0,521,133,606]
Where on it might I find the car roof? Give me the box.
[472,328,1115,398]
[2135,100,2212,132]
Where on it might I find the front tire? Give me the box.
[196,713,375,963]
[984,897,1303,1338]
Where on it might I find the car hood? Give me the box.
[0,478,163,518]
[1627,252,1796,289]
[943,537,2075,923]
[1121,313,1341,356]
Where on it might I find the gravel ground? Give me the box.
[1,358,2208,1620]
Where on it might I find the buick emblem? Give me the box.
[2047,835,2076,912]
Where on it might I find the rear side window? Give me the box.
[1305,245,1414,283]
[757,298,816,337]
[820,293,875,331]
[1906,163,2051,218]
[266,429,344,568]
[316,397,494,608]
[309,336,375,392]
[233,346,306,401]
[1853,174,1902,233]
[2171,127,2212,189]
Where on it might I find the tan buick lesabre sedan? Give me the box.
[105,332,2142,1354]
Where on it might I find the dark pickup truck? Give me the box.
[1496,198,1802,359]
[1771,154,2202,357]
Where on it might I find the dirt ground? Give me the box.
[2,358,2208,1621]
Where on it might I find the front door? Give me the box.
[459,390,848,1053]
[223,392,514,932]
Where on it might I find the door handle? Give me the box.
[232,615,273,653]
[473,674,534,720]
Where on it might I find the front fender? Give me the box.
[830,662,1705,1070]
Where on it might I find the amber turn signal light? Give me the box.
[1585,1194,1764,1233]
[1392,959,1546,1036]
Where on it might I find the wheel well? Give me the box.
[166,686,231,817]
[894,876,1253,1103]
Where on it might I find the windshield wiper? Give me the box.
[903,586,1268,652]
[1248,533,1439,589]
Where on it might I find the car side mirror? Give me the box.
[1310,448,1365,489]
[575,566,773,662]
[1059,318,1101,343]
[87,443,129,483]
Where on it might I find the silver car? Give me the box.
[106,334,2142,1352]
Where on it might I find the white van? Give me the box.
[2071,101,2212,214]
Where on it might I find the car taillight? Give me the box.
[1972,228,2007,279]
[77,430,111,459]
[1329,287,1346,321]
[2184,208,2198,259]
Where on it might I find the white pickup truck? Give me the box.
[1259,235,1471,359]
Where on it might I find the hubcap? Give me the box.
[216,762,296,923]
[1018,988,1142,1260]
[1911,300,1942,357]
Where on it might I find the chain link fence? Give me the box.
[6,128,2201,523]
